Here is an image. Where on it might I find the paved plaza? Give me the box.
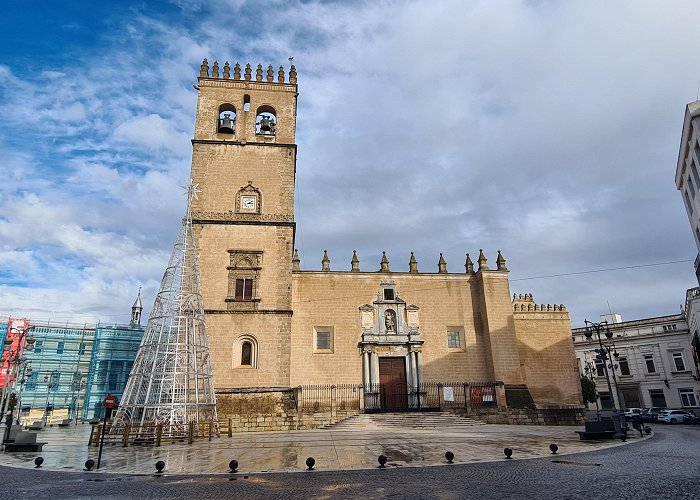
[0,417,699,499]
[0,414,645,474]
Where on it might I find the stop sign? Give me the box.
[103,394,118,409]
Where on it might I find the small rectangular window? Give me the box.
[644,354,656,373]
[235,278,253,300]
[34,340,43,354]
[618,357,630,376]
[313,326,334,353]
[649,389,667,407]
[79,342,86,355]
[599,392,613,409]
[383,289,395,300]
[446,327,465,351]
[57,341,64,354]
[680,389,697,407]
[672,352,686,371]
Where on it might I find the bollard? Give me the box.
[229,459,238,473]
[549,443,558,454]
[378,455,387,468]
[445,451,454,463]
[305,457,315,471]
[504,448,513,459]
[155,460,166,473]
[84,459,95,471]
[34,457,44,468]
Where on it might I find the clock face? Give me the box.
[242,196,256,209]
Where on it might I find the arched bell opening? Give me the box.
[217,103,236,134]
[255,105,277,136]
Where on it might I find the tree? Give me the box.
[580,376,597,404]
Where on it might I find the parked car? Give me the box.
[641,407,666,422]
[658,410,695,424]
[624,408,642,418]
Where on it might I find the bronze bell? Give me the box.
[259,115,271,133]
[218,113,235,134]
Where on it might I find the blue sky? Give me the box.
[1,0,700,326]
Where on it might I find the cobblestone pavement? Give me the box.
[0,424,698,498]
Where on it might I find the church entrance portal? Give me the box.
[379,357,408,410]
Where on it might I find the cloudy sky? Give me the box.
[1,0,699,328]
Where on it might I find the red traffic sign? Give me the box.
[103,394,118,409]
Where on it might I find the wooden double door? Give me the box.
[379,357,408,411]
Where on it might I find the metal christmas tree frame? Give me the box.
[113,183,217,436]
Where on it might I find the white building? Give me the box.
[676,101,700,283]
[572,313,700,411]
[683,287,700,379]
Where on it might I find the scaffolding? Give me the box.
[113,183,218,436]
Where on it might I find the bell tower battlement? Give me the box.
[194,58,298,144]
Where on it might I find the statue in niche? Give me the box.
[384,310,396,332]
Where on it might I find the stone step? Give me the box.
[325,412,485,430]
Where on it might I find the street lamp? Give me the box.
[606,343,627,416]
[42,370,59,426]
[71,371,86,425]
[583,358,600,417]
[15,363,32,425]
[584,319,626,440]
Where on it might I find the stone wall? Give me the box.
[217,388,298,432]
[465,406,586,425]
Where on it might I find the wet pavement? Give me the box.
[0,414,649,475]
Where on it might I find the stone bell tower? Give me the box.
[189,59,298,391]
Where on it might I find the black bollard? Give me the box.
[34,457,44,468]
[229,459,238,473]
[84,459,95,471]
[378,455,387,468]
[155,460,166,473]
[445,451,454,463]
[504,448,513,459]
[305,457,315,471]
[549,443,558,454]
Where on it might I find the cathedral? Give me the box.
[189,59,582,430]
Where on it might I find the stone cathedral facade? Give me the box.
[189,59,582,430]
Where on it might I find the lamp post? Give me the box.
[583,359,600,418]
[15,363,32,425]
[71,371,86,425]
[42,370,59,426]
[606,343,627,415]
[584,319,625,439]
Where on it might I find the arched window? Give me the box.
[233,335,258,368]
[217,103,236,134]
[241,341,252,366]
[255,105,277,135]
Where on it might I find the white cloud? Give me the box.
[113,113,191,155]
